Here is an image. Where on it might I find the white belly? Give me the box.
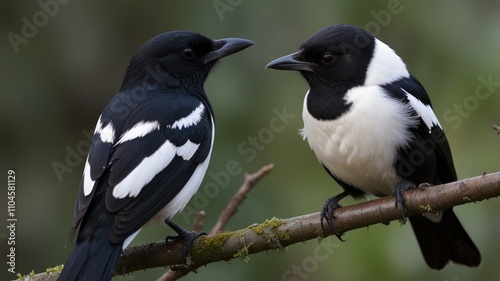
[301,87,417,196]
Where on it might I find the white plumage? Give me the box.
[112,139,177,199]
[82,158,95,196]
[302,86,418,196]
[365,39,409,86]
[94,116,115,143]
[405,90,442,132]
[116,121,160,144]
[170,103,205,129]
[176,140,201,160]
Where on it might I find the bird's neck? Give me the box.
[306,84,353,121]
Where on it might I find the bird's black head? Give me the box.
[121,31,254,91]
[266,24,376,89]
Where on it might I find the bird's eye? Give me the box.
[182,47,195,59]
[321,53,335,65]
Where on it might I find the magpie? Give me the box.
[58,31,253,281]
[266,24,481,269]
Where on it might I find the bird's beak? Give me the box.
[265,51,315,73]
[204,38,254,63]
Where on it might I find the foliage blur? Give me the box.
[1,1,500,280]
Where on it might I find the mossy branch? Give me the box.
[22,171,500,281]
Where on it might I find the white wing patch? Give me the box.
[110,103,207,200]
[148,117,215,224]
[82,158,95,196]
[113,140,177,199]
[94,116,116,143]
[83,116,115,197]
[116,121,160,145]
[176,140,200,160]
[404,90,442,132]
[112,138,201,199]
[169,103,205,129]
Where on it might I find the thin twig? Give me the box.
[157,164,274,281]
[210,163,274,235]
[192,211,206,233]
[493,125,500,134]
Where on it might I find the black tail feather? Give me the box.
[409,209,481,269]
[58,236,123,281]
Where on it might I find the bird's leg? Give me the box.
[393,179,417,224]
[165,218,207,265]
[320,191,349,241]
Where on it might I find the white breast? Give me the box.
[301,87,417,196]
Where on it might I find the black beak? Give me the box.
[265,51,315,73]
[204,38,254,63]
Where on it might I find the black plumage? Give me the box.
[59,31,253,281]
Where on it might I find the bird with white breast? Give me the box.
[266,24,480,269]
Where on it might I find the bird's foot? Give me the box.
[165,219,207,266]
[320,194,347,241]
[393,179,417,224]
[418,182,432,189]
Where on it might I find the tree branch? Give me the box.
[25,171,500,281]
[157,163,274,281]
[116,171,500,277]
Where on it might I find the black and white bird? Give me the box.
[58,31,253,281]
[266,24,480,269]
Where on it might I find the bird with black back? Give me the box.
[266,24,480,269]
[58,31,253,281]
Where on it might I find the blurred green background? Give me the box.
[1,1,500,280]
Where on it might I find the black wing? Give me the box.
[69,91,213,244]
[384,75,457,185]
